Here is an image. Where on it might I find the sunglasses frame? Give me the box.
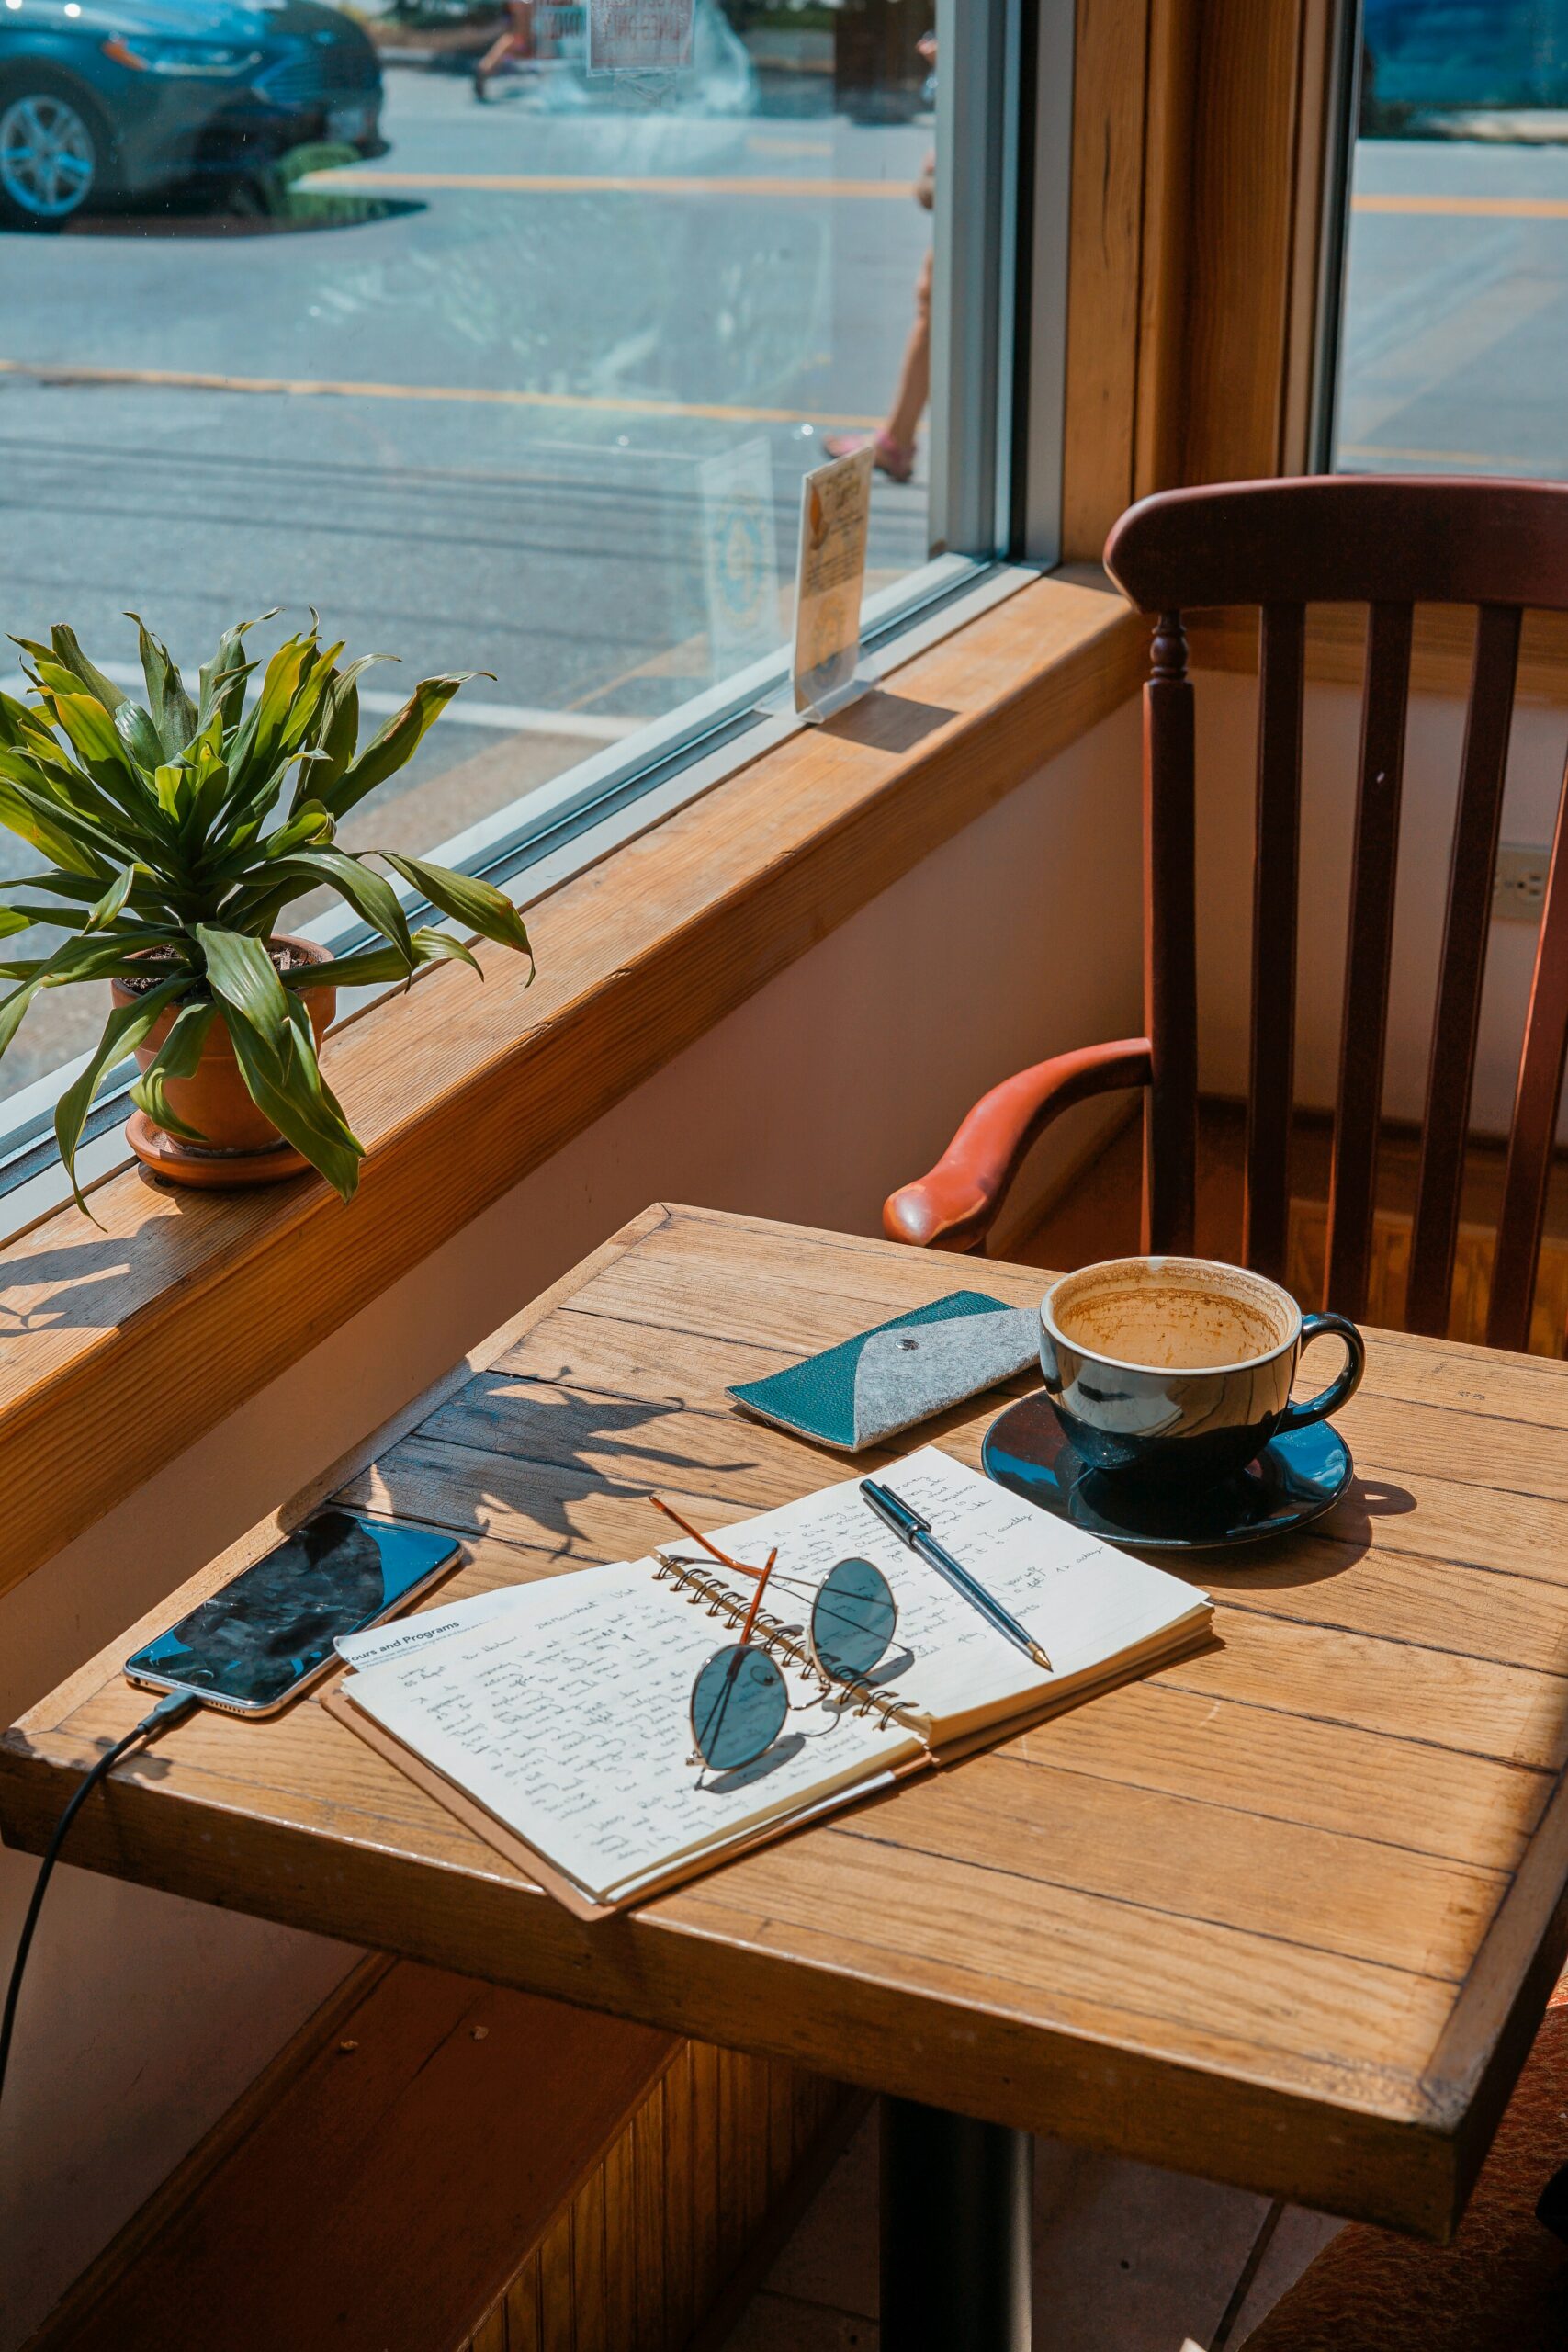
[802,1555,899,1698]
[686,1636,790,1777]
[650,1497,901,1776]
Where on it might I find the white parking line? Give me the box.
[0,666,639,743]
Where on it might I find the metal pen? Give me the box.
[858,1477,1054,1672]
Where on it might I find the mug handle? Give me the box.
[1277,1311,1366,1434]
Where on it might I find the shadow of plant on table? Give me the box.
[0,613,535,1210]
[355,1370,771,1558]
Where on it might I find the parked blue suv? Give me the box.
[0,0,384,229]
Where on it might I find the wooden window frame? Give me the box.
[1061,0,1356,560]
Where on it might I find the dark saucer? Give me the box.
[981,1390,1353,1552]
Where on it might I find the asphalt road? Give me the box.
[1338,136,1568,473]
[0,63,933,1092]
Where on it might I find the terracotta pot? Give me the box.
[112,934,336,1158]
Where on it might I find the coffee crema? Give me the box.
[1051,1261,1295,1372]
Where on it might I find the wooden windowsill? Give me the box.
[0,570,1147,1601]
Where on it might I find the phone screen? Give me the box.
[125,1510,459,1710]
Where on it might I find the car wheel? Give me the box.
[0,79,104,230]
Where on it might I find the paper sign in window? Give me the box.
[700,439,782,677]
[587,0,694,72]
[791,444,874,719]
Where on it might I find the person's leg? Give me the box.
[885,247,932,458]
[825,248,932,481]
[475,2,534,95]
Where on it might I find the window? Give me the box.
[0,0,1048,1171]
[1334,0,1568,480]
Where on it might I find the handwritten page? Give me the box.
[343,1557,920,1905]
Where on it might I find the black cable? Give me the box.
[0,1689,197,2120]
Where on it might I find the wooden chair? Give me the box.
[884,476,1568,1351]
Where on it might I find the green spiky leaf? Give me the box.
[286,926,482,989]
[221,995,364,1202]
[320,673,482,817]
[194,923,289,1049]
[383,854,533,967]
[54,972,188,1216]
[128,613,198,758]
[129,998,219,1144]
[82,865,137,933]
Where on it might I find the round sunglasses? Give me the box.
[689,1553,899,1773]
[650,1495,899,1774]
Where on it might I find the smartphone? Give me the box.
[124,1509,462,1716]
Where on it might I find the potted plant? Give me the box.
[0,613,533,1210]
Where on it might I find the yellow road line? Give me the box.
[1352,192,1568,220]
[305,168,915,199]
[0,356,878,429]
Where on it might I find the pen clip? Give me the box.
[859,1478,928,1548]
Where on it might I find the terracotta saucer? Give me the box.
[125,1112,310,1190]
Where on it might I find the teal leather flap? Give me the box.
[728,1291,1039,1453]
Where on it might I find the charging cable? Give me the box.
[0,1689,197,2120]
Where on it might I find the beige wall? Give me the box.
[0,697,1144,2348]
[1193,669,1568,1136]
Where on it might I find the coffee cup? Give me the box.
[1038,1255,1364,1492]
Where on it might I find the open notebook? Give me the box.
[323,1446,1213,1919]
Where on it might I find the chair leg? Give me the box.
[1210,2198,1284,2351]
[1536,2161,1568,2244]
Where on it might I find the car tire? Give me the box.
[0,73,108,231]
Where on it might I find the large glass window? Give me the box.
[1335,1,1568,479]
[0,0,1034,1121]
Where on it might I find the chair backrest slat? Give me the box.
[1490,780,1568,1351]
[1406,604,1521,1336]
[1102,477,1568,1352]
[1143,613,1198,1257]
[1325,601,1414,1321]
[1243,602,1305,1286]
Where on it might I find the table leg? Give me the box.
[879,2096,1033,2351]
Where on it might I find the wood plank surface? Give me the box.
[7,1204,1568,2244]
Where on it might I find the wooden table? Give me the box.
[7,1205,1568,2345]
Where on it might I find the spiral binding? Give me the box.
[652,1550,920,1741]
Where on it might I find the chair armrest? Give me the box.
[883,1038,1153,1252]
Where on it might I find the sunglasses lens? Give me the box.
[811,1556,897,1684]
[692,1644,789,1771]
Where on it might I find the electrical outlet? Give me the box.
[1493,842,1551,925]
